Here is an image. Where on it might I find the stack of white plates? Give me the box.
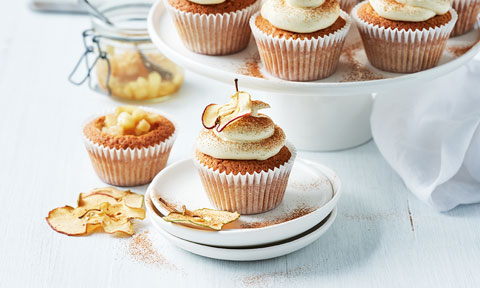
[145,158,342,261]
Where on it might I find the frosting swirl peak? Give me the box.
[197,92,285,160]
[188,0,225,4]
[369,0,450,22]
[287,0,325,8]
[261,0,340,33]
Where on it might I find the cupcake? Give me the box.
[83,106,177,187]
[250,0,352,81]
[451,0,480,36]
[340,0,358,13]
[352,0,457,73]
[165,0,261,55]
[194,82,296,214]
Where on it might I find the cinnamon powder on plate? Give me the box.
[340,41,384,82]
[240,206,316,229]
[448,43,478,57]
[238,57,265,79]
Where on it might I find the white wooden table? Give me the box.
[1,3,479,287]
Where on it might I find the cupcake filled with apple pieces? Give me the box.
[83,106,177,187]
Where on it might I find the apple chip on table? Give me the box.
[46,187,145,236]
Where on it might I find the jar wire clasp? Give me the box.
[68,29,112,95]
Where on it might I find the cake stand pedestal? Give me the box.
[260,92,373,151]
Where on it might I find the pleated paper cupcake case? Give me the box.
[164,0,261,55]
[352,3,458,73]
[250,11,352,81]
[451,0,480,36]
[194,142,297,215]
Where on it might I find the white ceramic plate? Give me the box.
[146,158,341,247]
[148,1,480,96]
[146,192,337,261]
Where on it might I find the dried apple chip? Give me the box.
[163,207,240,231]
[97,202,146,221]
[102,216,134,235]
[200,80,271,132]
[46,206,103,236]
[78,187,144,209]
[47,187,145,236]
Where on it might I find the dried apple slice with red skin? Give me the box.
[201,92,252,132]
[202,91,255,132]
[216,113,251,132]
[216,92,253,132]
[46,206,103,236]
[201,104,221,129]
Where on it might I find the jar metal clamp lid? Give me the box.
[68,1,160,97]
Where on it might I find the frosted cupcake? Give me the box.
[250,0,351,81]
[451,0,480,36]
[83,106,177,187]
[165,0,261,55]
[194,82,296,214]
[352,0,457,73]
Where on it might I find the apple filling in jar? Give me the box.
[96,47,183,101]
[68,1,185,102]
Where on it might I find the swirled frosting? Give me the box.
[369,0,450,22]
[261,0,340,33]
[196,98,286,161]
[188,0,225,4]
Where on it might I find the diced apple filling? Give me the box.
[95,50,183,100]
[101,106,161,136]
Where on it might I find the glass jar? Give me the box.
[70,0,183,102]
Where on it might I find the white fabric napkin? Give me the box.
[371,55,480,211]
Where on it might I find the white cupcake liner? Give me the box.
[194,142,297,215]
[451,0,480,36]
[339,0,358,13]
[164,0,261,55]
[82,106,178,187]
[250,11,352,81]
[352,2,458,73]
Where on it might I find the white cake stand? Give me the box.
[147,1,480,151]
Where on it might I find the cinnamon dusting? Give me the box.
[241,266,310,287]
[448,43,478,57]
[238,57,265,79]
[128,231,179,271]
[240,206,316,229]
[290,179,331,192]
[340,41,384,82]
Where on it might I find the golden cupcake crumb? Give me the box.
[196,146,292,175]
